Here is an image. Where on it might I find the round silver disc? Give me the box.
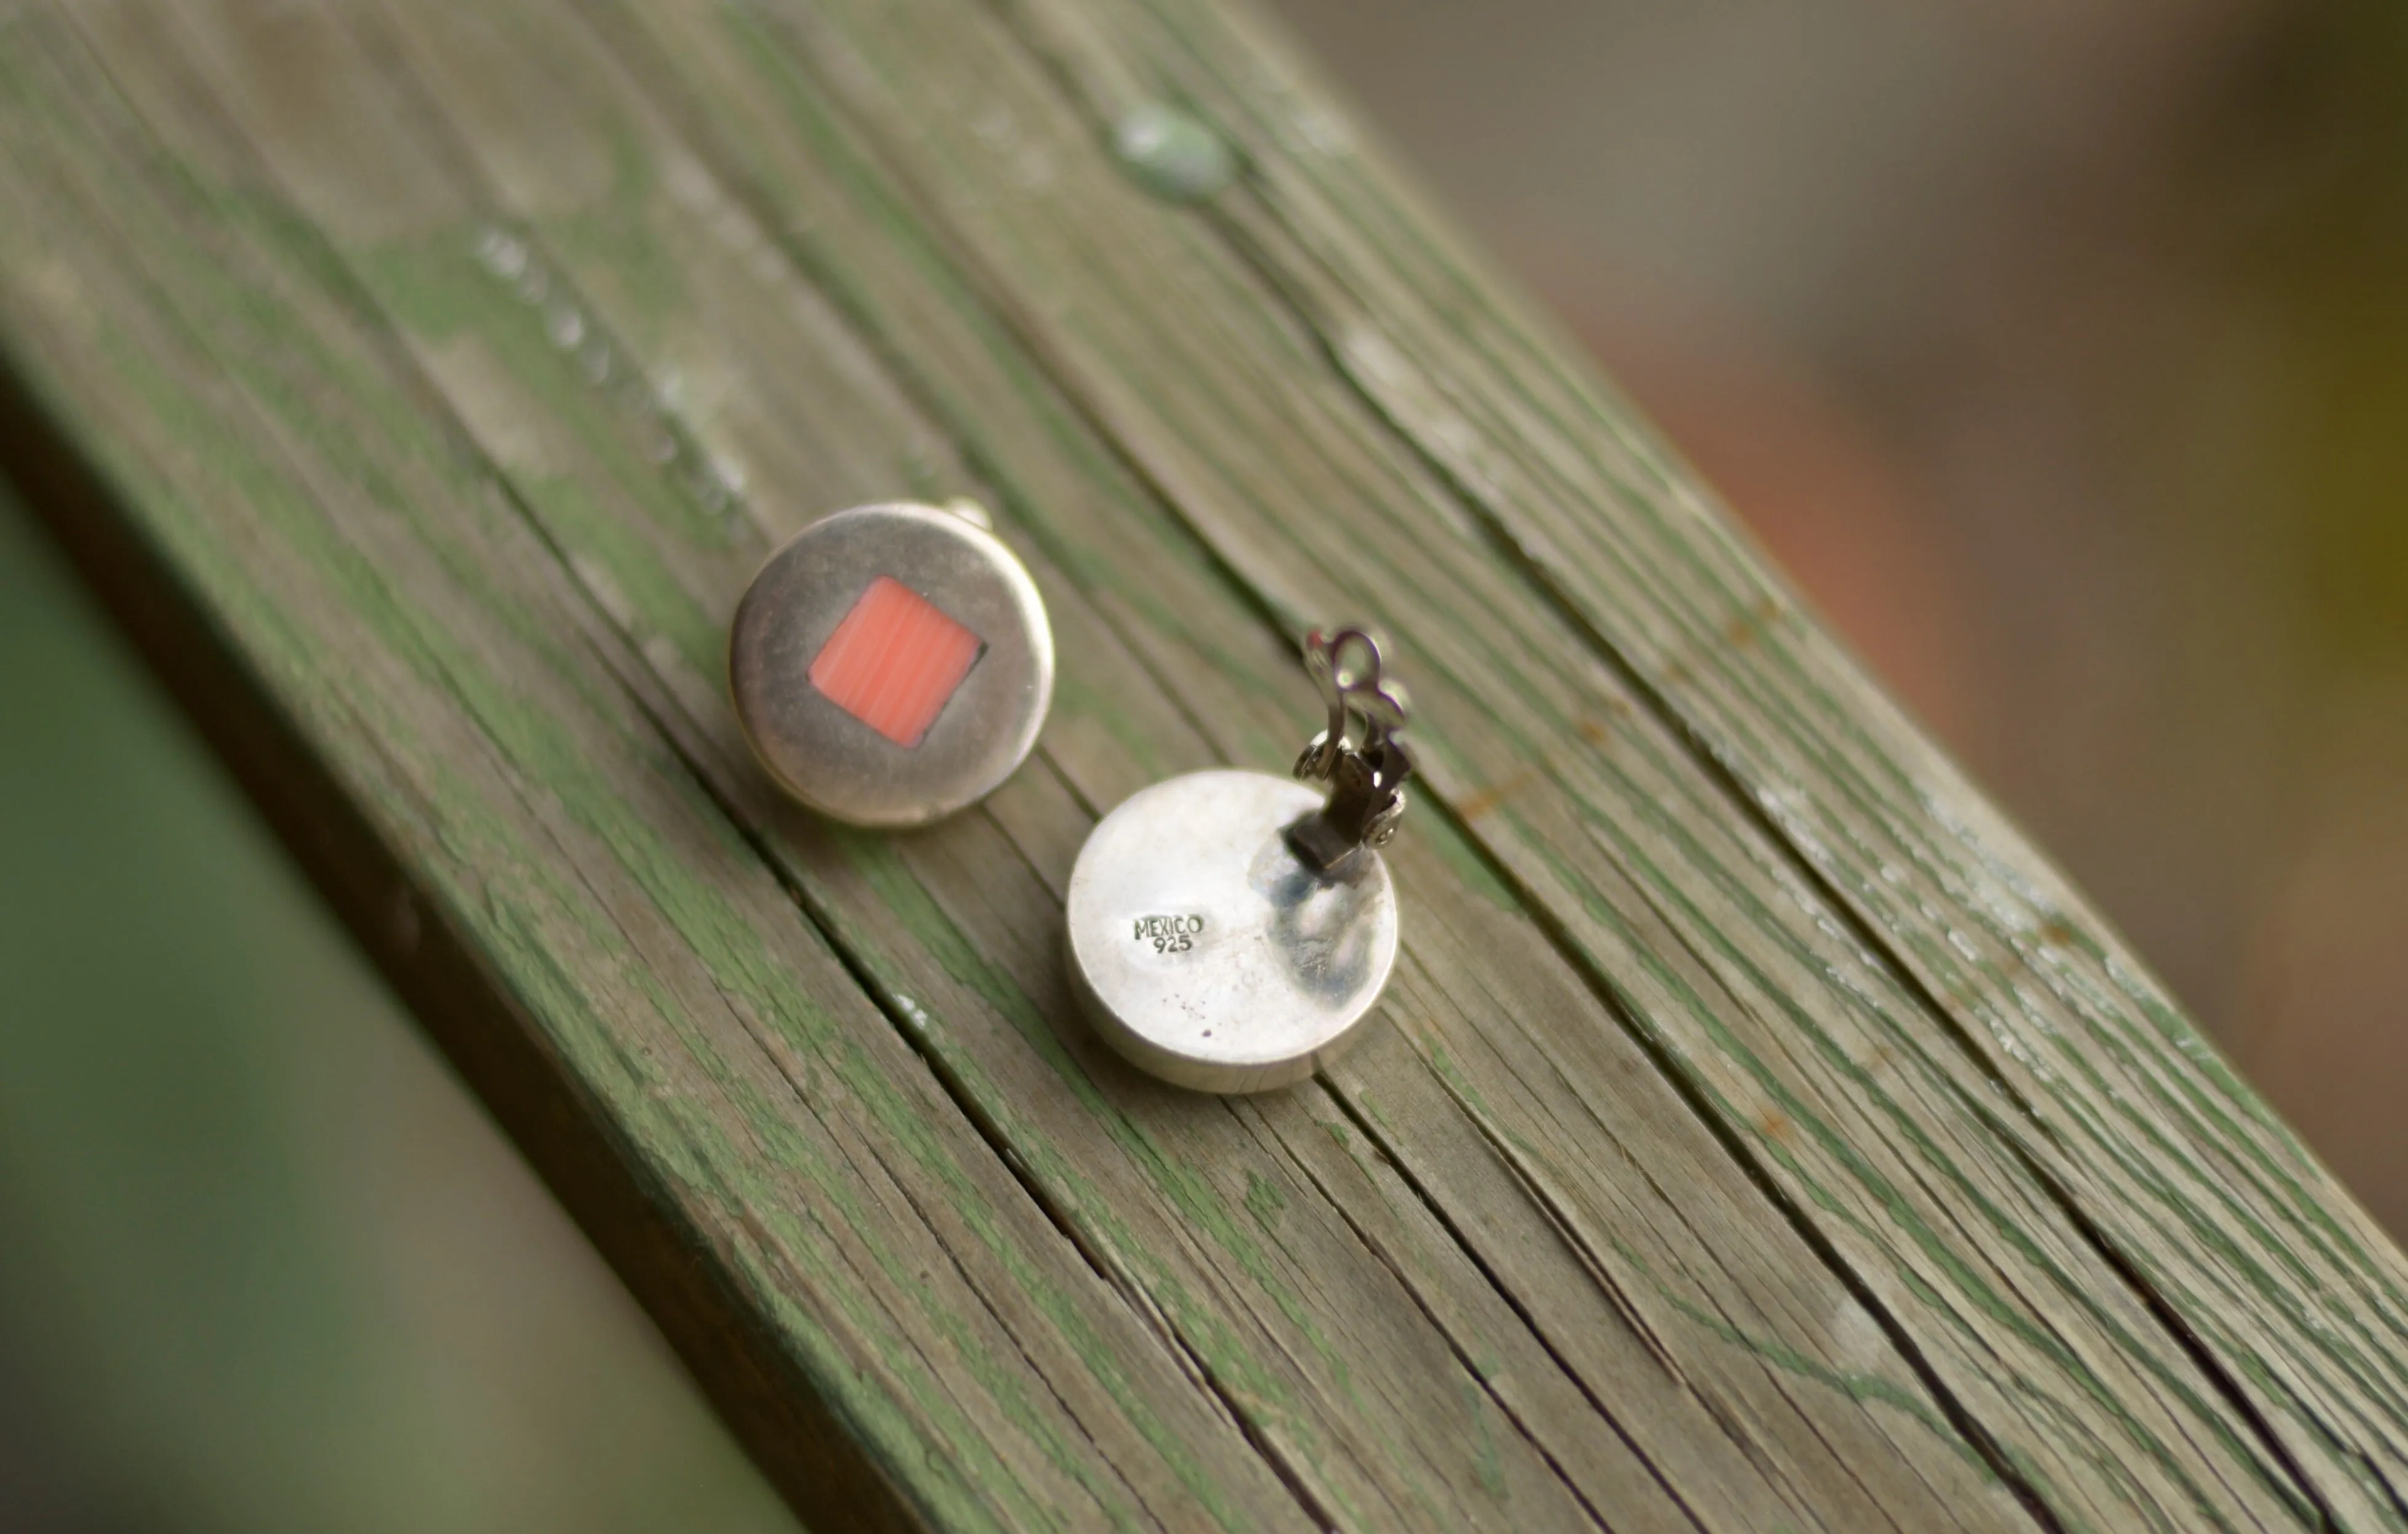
[729,503,1052,826]
[1066,770,1399,1093]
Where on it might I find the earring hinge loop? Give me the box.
[1285,627,1415,872]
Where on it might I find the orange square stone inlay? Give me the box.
[808,577,985,748]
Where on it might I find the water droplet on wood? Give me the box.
[1113,103,1236,204]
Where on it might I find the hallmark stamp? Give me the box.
[1132,913,1207,954]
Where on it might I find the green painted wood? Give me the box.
[0,1,2400,1530]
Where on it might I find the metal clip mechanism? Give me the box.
[1284,628,1415,873]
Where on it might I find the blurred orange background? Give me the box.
[4,1,2405,1528]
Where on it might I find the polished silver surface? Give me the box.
[1066,770,1399,1093]
[729,502,1052,826]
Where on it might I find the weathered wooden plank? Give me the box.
[3,0,2404,1530]
[1015,1,2408,1520]
[1052,0,2408,1515]
[318,1,2063,1526]
[112,5,1656,1527]
[340,4,2082,1528]
[0,12,1308,1533]
[474,7,2049,1524]
[135,1,1973,1524]
[571,0,2403,1526]
[1,3,1705,1528]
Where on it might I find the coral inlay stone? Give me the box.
[807,576,985,748]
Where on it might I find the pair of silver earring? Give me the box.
[730,501,1414,1093]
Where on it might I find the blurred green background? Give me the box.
[0,491,793,1529]
[5,0,2408,1528]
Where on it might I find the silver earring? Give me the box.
[729,500,1054,826]
[1066,628,1414,1092]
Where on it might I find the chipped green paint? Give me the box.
[1410,804,1520,914]
[1458,1379,1507,1503]
[1244,1170,1286,1229]
[1599,1227,1982,1465]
